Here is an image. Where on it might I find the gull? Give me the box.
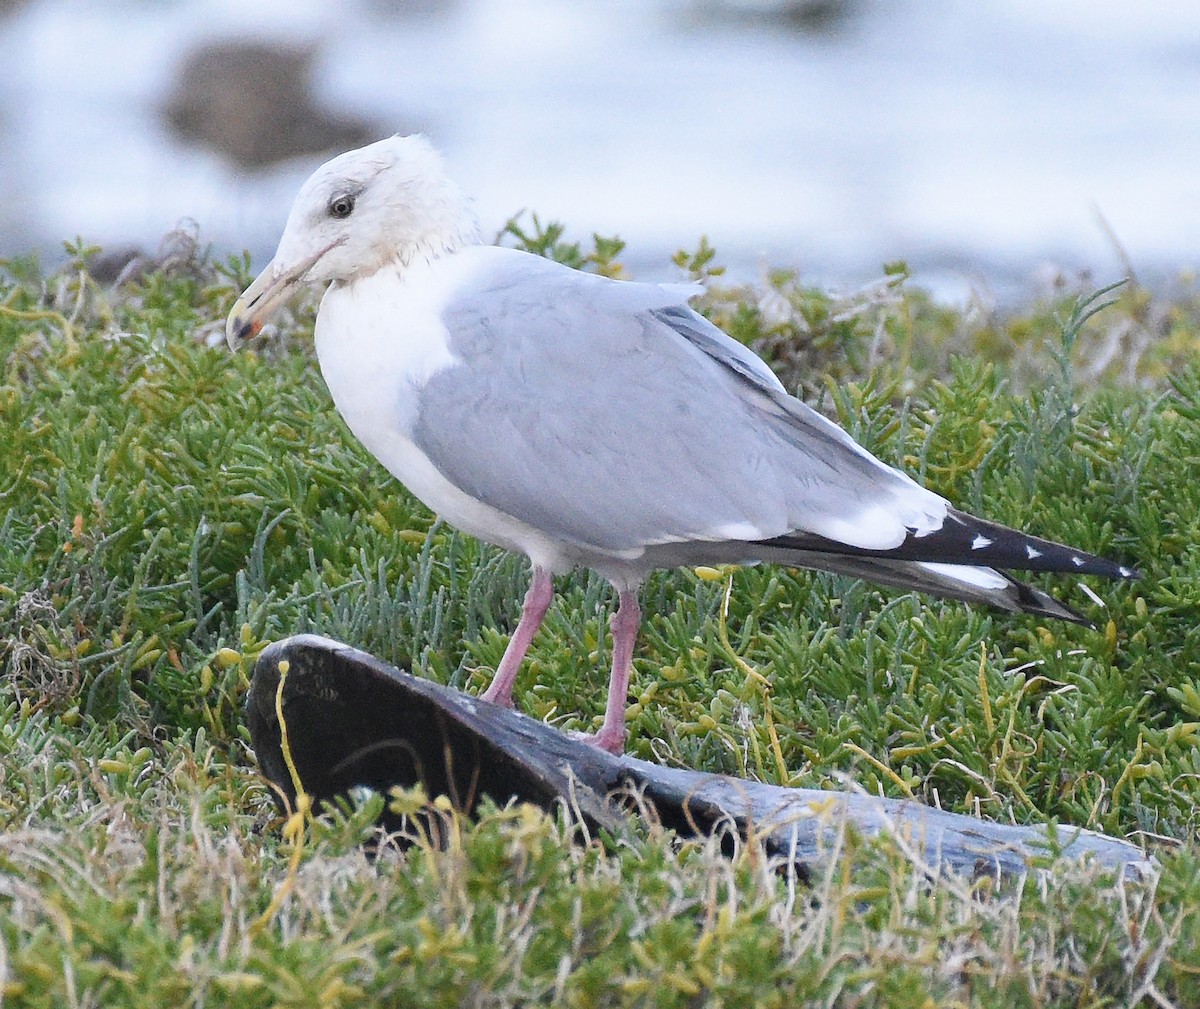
[227,135,1136,754]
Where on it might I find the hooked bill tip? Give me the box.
[226,317,262,347]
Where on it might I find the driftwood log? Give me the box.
[247,634,1152,881]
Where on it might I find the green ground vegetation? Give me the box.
[1,223,1199,1006]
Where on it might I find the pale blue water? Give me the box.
[1,0,1198,302]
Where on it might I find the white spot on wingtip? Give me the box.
[1026,544,1043,560]
[971,534,993,550]
[1119,566,1134,578]
[1071,555,1085,567]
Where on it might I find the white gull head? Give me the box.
[226,135,481,347]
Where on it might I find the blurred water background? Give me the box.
[1,0,1197,302]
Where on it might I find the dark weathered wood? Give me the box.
[248,634,1152,879]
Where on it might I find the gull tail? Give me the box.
[768,551,1093,625]
[746,508,1137,626]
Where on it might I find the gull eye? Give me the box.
[328,194,356,219]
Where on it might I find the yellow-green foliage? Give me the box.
[2,230,1200,1006]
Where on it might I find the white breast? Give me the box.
[313,251,573,572]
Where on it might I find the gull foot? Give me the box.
[480,687,515,709]
[570,726,626,755]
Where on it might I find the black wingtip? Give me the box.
[917,509,1139,581]
[764,512,1138,584]
[1009,578,1096,628]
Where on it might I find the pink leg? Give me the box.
[581,588,641,754]
[481,566,554,708]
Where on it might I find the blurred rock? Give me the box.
[86,245,146,285]
[163,40,377,171]
[360,0,462,21]
[686,0,862,35]
[86,222,209,286]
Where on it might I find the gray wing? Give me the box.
[411,254,948,560]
